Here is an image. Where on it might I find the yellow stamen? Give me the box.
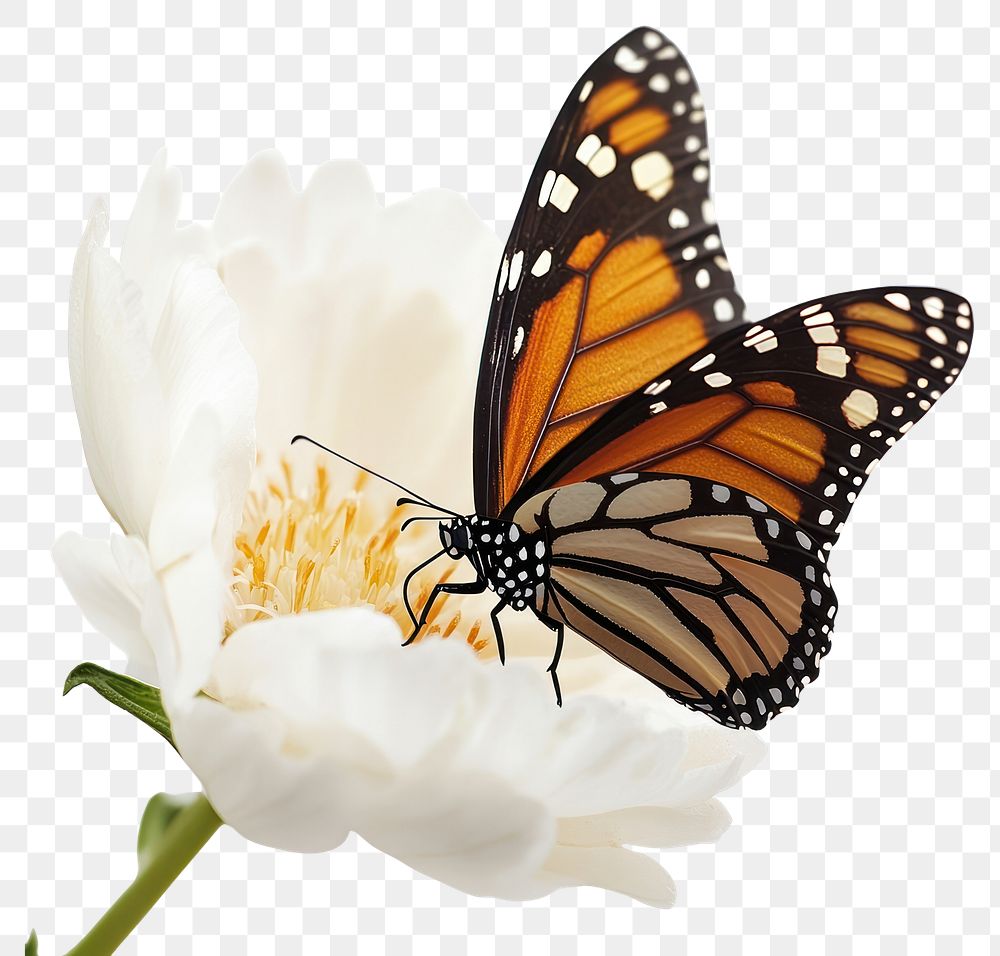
[228,458,486,653]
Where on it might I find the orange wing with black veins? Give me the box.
[473,26,744,517]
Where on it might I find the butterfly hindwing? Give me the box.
[474,26,745,518]
[517,287,973,551]
[513,473,836,728]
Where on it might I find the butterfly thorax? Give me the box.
[439,515,548,611]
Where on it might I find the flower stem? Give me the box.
[64,795,223,956]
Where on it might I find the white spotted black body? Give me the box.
[439,515,549,612]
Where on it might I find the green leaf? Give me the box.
[25,929,38,955]
[63,663,174,747]
[137,793,200,871]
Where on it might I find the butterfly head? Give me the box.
[439,516,473,559]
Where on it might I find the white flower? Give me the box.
[54,151,764,906]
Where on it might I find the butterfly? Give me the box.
[297,26,973,729]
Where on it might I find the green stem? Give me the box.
[64,795,223,956]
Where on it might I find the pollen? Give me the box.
[227,458,489,654]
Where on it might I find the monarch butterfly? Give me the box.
[297,26,973,729]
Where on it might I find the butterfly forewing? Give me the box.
[513,474,836,728]
[519,287,973,550]
[474,26,745,518]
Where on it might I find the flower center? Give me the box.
[227,458,487,652]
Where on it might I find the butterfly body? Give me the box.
[438,514,549,613]
[398,26,973,729]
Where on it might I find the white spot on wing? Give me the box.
[816,345,850,377]
[648,73,669,93]
[668,207,689,229]
[549,174,579,212]
[885,292,911,310]
[705,371,732,388]
[841,389,878,429]
[923,295,944,319]
[508,250,523,291]
[926,326,948,345]
[588,145,617,177]
[578,79,593,102]
[714,298,735,321]
[511,326,524,357]
[530,250,551,277]
[497,257,509,296]
[538,169,556,207]
[614,45,647,73]
[744,328,777,353]
[803,311,834,327]
[689,353,716,372]
[631,151,673,199]
[575,133,601,165]
[808,325,838,344]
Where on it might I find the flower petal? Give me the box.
[146,261,257,566]
[216,172,500,510]
[213,151,378,271]
[170,606,759,903]
[51,532,156,681]
[540,844,677,908]
[67,204,168,537]
[557,801,732,851]
[119,150,213,333]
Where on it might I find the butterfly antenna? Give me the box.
[291,435,460,517]
[400,514,447,534]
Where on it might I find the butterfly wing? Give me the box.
[474,26,745,518]
[515,287,973,551]
[513,473,836,728]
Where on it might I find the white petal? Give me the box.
[68,211,256,554]
[540,844,677,907]
[214,151,379,271]
[557,801,732,850]
[67,204,167,537]
[356,775,554,900]
[147,261,257,565]
[50,532,156,681]
[119,149,213,334]
[218,180,499,512]
[170,608,761,902]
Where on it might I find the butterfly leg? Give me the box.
[489,601,507,665]
[545,621,565,707]
[402,578,487,646]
